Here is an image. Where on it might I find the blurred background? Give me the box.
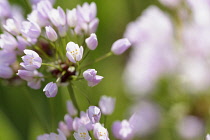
[1,0,210,140]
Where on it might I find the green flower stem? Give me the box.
[67,83,80,115]
[49,98,55,131]
[23,88,49,132]
[34,45,52,61]
[42,63,62,71]
[80,52,113,69]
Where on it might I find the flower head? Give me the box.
[93,123,109,140]
[83,69,103,87]
[73,125,91,140]
[43,82,58,98]
[87,106,101,124]
[48,6,66,27]
[66,42,83,63]
[20,49,42,71]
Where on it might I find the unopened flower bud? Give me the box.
[85,33,98,50]
[43,82,58,97]
[45,26,58,42]
[87,106,101,124]
[111,38,131,55]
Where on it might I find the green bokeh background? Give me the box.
[1,0,209,140]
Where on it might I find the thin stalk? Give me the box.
[22,88,49,132]
[67,83,80,115]
[42,63,62,71]
[80,52,113,69]
[49,98,55,131]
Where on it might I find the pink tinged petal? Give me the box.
[88,106,101,124]
[99,96,116,115]
[45,26,58,42]
[73,117,82,131]
[59,121,70,137]
[83,69,97,81]
[64,114,74,131]
[0,33,18,51]
[3,18,20,35]
[85,33,98,50]
[88,18,99,34]
[43,82,58,98]
[67,101,78,116]
[111,38,131,55]
[66,52,76,63]
[67,8,77,28]
[17,36,30,51]
[0,49,16,65]
[88,75,103,87]
[36,0,53,18]
[0,65,13,79]
[17,70,34,81]
[93,123,109,140]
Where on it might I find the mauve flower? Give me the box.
[45,26,58,42]
[111,38,131,55]
[77,2,97,23]
[21,21,41,40]
[73,117,82,131]
[0,0,11,18]
[85,33,98,50]
[80,111,93,131]
[88,106,101,124]
[59,121,70,137]
[64,114,73,131]
[36,0,53,18]
[93,123,109,140]
[66,42,83,63]
[28,9,49,27]
[0,65,13,79]
[99,95,115,115]
[17,36,30,51]
[88,18,99,34]
[206,134,210,140]
[176,116,205,139]
[20,49,42,71]
[112,120,134,140]
[48,6,66,27]
[67,100,78,116]
[37,129,66,140]
[67,8,77,28]
[83,69,103,87]
[0,49,16,65]
[73,125,91,140]
[43,82,58,98]
[0,33,18,51]
[3,18,20,35]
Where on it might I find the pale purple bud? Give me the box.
[111,38,131,55]
[17,36,30,51]
[43,82,58,98]
[85,33,98,50]
[77,2,97,23]
[66,42,83,63]
[48,6,66,27]
[21,21,41,39]
[99,96,115,115]
[93,123,110,140]
[0,49,16,65]
[88,18,99,34]
[73,125,91,140]
[45,26,58,41]
[0,33,18,51]
[87,106,101,124]
[59,121,70,137]
[64,114,74,131]
[0,65,13,79]
[58,25,67,37]
[3,18,20,35]
[28,9,49,27]
[36,0,53,18]
[0,0,11,18]
[206,134,210,140]
[72,117,82,131]
[67,9,77,28]
[20,49,42,71]
[83,69,103,87]
[67,100,78,116]
[112,120,134,140]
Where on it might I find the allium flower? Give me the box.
[0,49,16,65]
[36,0,53,18]
[45,26,58,42]
[87,106,101,124]
[77,2,97,23]
[83,69,103,87]
[0,65,13,79]
[0,33,18,51]
[21,21,41,40]
[67,8,77,28]
[112,120,134,140]
[37,129,66,140]
[206,134,210,140]
[64,114,74,131]
[93,123,109,140]
[48,6,66,27]
[99,96,115,115]
[111,38,131,55]
[20,49,42,71]
[72,112,93,131]
[28,9,50,27]
[17,36,30,51]
[67,100,78,116]
[73,125,91,140]
[85,33,98,50]
[43,82,58,98]
[0,0,11,18]
[66,42,83,63]
[59,121,70,137]
[3,18,20,35]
